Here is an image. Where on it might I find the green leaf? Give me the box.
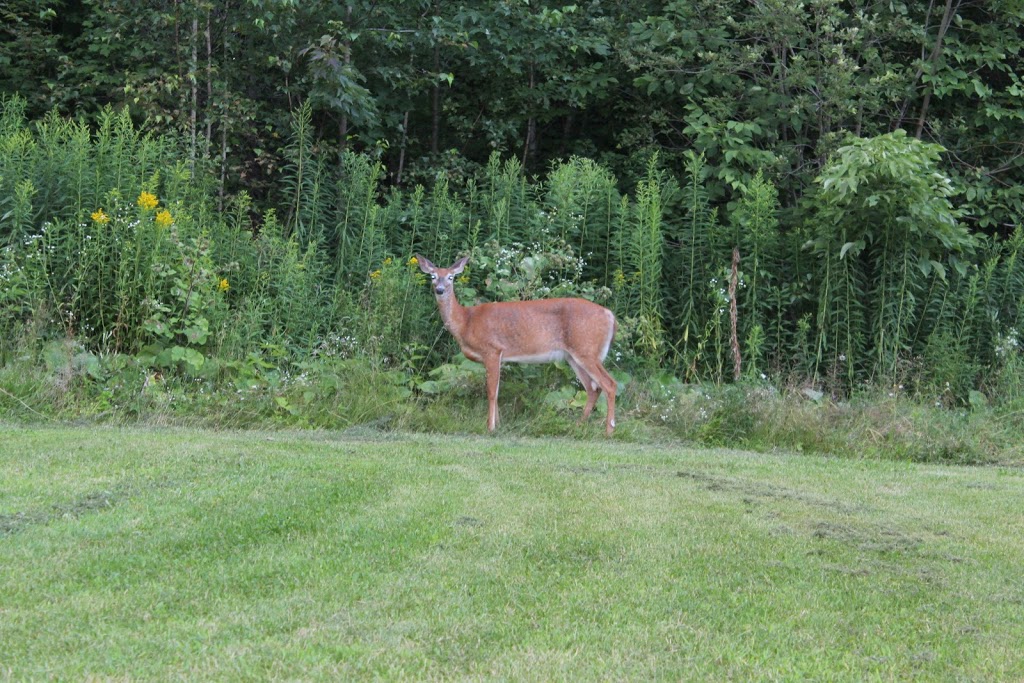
[802,388,825,402]
[839,241,863,259]
[183,318,210,345]
[169,346,205,371]
[968,390,988,410]
[417,380,443,394]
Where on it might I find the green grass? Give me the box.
[1,426,1023,680]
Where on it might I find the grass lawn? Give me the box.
[1,426,1023,680]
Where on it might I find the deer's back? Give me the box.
[460,298,616,363]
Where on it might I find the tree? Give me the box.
[807,130,976,383]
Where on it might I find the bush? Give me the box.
[1,100,1023,461]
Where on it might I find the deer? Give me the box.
[416,254,618,436]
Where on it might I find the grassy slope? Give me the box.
[1,426,1022,680]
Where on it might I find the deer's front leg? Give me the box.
[483,353,502,432]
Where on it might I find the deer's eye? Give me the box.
[430,274,438,280]
[447,274,454,281]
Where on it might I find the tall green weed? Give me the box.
[2,97,1024,434]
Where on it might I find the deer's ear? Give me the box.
[450,256,470,275]
[415,254,434,273]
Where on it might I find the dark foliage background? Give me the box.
[3,1,1021,227]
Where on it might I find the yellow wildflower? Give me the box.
[91,209,110,224]
[383,257,393,266]
[369,270,382,280]
[155,209,173,227]
[218,278,230,292]
[458,275,469,285]
[137,191,159,211]
[408,256,418,266]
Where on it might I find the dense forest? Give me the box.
[4,0,1023,224]
[1,1,1023,446]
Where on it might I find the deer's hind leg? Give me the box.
[567,357,601,422]
[568,354,617,436]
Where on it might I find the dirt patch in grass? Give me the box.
[676,468,864,515]
[1,487,125,536]
[675,467,971,579]
[811,520,923,555]
[557,461,669,479]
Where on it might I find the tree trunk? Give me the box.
[339,4,352,154]
[521,64,536,167]
[204,6,213,161]
[397,110,410,185]
[189,14,198,170]
[218,6,230,209]
[914,0,960,139]
[895,0,960,134]
[431,44,441,155]
[730,247,742,381]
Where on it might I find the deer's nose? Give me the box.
[434,284,445,295]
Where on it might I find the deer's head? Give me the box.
[416,255,469,298]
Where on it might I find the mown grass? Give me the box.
[1,426,1023,680]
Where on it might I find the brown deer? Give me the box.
[416,254,618,436]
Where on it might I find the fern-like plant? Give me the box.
[808,130,976,386]
[624,154,666,361]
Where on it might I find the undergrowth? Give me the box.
[1,341,1021,465]
[2,98,1023,465]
